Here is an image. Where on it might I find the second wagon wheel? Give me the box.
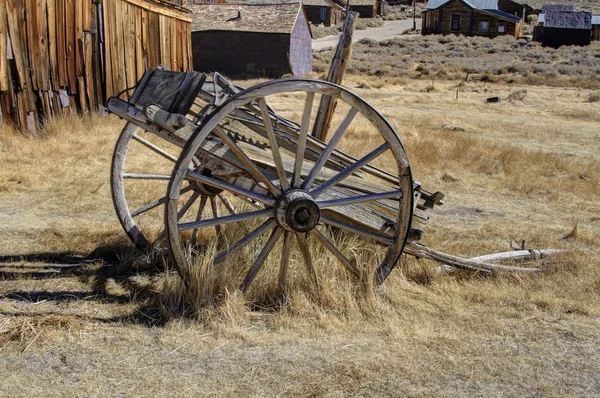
[165,78,414,294]
[110,72,240,250]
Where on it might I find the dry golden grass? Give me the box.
[1,77,599,396]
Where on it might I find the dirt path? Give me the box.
[312,19,422,51]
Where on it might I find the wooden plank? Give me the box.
[82,0,91,32]
[159,14,170,69]
[77,75,87,111]
[176,20,183,72]
[84,32,95,110]
[125,2,136,94]
[65,0,77,93]
[90,4,103,107]
[141,8,149,68]
[74,0,83,80]
[147,11,159,67]
[0,2,8,92]
[46,0,59,89]
[169,18,177,71]
[120,0,192,22]
[134,7,143,82]
[115,0,127,95]
[101,0,113,97]
[55,0,67,87]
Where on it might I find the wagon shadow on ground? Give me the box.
[0,242,174,326]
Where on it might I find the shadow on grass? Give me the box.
[0,242,172,326]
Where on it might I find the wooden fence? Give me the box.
[0,0,192,131]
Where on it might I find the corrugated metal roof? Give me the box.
[481,8,522,21]
[545,10,592,29]
[592,15,600,25]
[187,3,302,33]
[425,0,498,10]
[541,4,573,13]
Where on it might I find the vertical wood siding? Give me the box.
[0,0,192,131]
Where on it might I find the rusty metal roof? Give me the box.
[187,3,303,33]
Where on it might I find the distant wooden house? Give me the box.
[0,0,192,131]
[593,15,600,41]
[348,0,378,18]
[224,0,343,26]
[497,0,534,19]
[537,11,592,47]
[421,0,523,37]
[302,0,345,26]
[188,3,312,77]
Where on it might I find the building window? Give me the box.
[498,24,505,33]
[320,8,327,20]
[480,21,489,33]
[451,15,460,31]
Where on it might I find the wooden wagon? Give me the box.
[107,68,543,294]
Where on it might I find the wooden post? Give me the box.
[311,11,357,141]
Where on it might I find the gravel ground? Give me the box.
[312,19,422,51]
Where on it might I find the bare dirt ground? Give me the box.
[1,77,599,397]
[312,19,422,51]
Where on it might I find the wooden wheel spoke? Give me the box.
[190,195,208,243]
[178,192,202,220]
[241,227,283,291]
[123,173,171,180]
[178,208,273,232]
[258,98,289,191]
[210,196,222,236]
[276,231,292,291]
[213,126,281,196]
[292,92,315,189]
[302,107,358,191]
[185,168,275,206]
[317,189,403,209]
[311,143,390,198]
[131,185,194,217]
[132,133,178,163]
[320,215,394,246]
[312,228,359,277]
[213,219,276,265]
[296,232,318,285]
[218,193,236,215]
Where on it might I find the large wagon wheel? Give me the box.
[165,79,414,293]
[111,123,238,250]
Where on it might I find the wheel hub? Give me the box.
[275,190,320,232]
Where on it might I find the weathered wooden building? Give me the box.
[538,11,592,47]
[188,3,312,77]
[302,0,345,26]
[347,0,378,18]
[497,0,534,19]
[593,15,600,41]
[421,0,523,37]
[225,0,343,27]
[0,0,192,131]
